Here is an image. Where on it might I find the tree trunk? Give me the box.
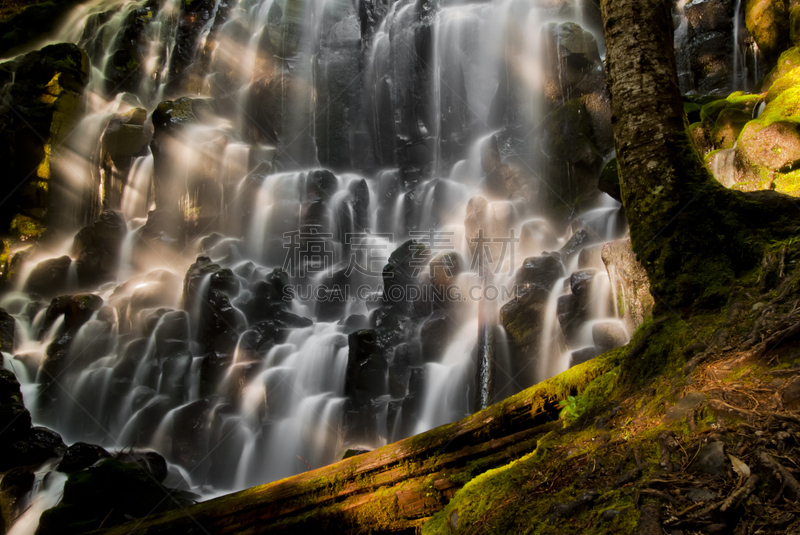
[600,0,799,310]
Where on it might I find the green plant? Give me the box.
[557,395,587,421]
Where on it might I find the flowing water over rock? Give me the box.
[0,0,641,529]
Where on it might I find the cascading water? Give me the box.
[1,0,634,531]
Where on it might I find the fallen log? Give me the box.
[93,356,614,534]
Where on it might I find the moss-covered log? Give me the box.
[91,358,614,534]
[600,0,800,309]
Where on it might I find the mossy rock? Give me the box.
[738,120,800,171]
[699,93,761,150]
[761,47,800,93]
[772,168,800,195]
[745,0,790,66]
[766,65,800,103]
[690,121,712,155]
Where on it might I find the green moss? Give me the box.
[762,47,800,93]
[9,214,43,240]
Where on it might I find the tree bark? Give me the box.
[601,0,800,309]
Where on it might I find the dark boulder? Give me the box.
[72,210,127,287]
[592,321,627,352]
[344,330,388,443]
[36,457,192,535]
[57,443,112,474]
[0,308,15,353]
[420,312,455,362]
[382,240,430,316]
[515,254,565,292]
[0,467,34,531]
[24,256,72,297]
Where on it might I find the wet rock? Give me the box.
[516,254,564,292]
[689,441,727,476]
[480,134,535,202]
[342,314,370,332]
[676,0,741,94]
[103,5,158,95]
[560,229,594,262]
[100,108,149,209]
[602,238,655,333]
[317,268,351,322]
[124,270,182,322]
[542,23,604,106]
[570,346,600,367]
[0,467,34,530]
[520,219,559,254]
[344,330,387,442]
[502,254,564,384]
[420,312,455,362]
[170,399,211,470]
[465,196,489,255]
[72,210,128,287]
[388,364,411,398]
[0,43,90,238]
[234,269,290,324]
[57,442,111,474]
[577,244,604,270]
[597,158,621,202]
[37,457,192,535]
[393,342,423,367]
[746,0,790,67]
[591,321,627,352]
[0,369,32,441]
[398,367,426,438]
[429,251,463,293]
[382,240,429,316]
[24,256,72,297]
[0,308,15,353]
[537,99,604,219]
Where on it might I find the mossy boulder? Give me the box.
[745,0,790,67]
[700,93,762,150]
[761,47,800,92]
[36,457,192,535]
[729,80,800,192]
[738,120,800,171]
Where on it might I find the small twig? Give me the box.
[720,474,759,512]
[297,455,311,471]
[98,509,115,530]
